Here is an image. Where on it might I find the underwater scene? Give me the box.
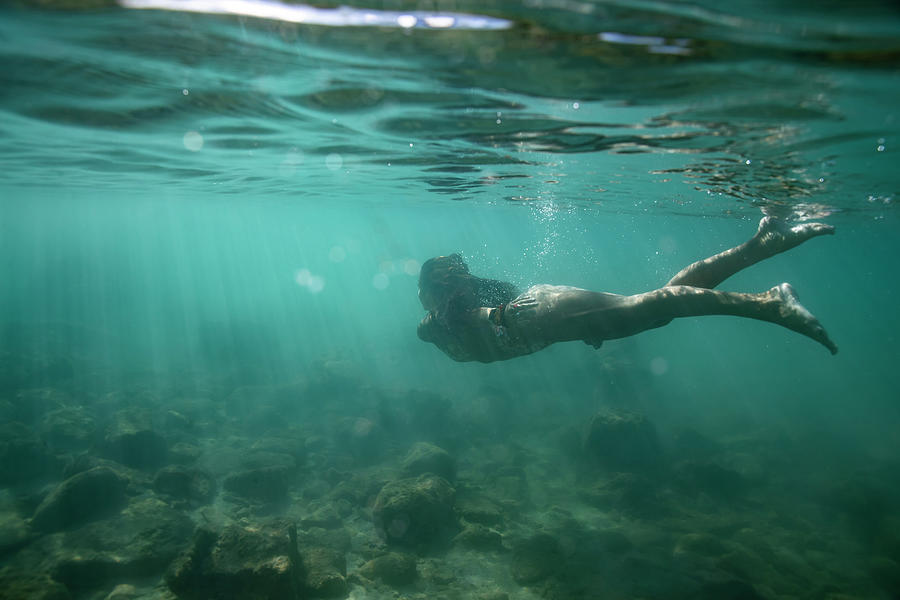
[1,0,900,598]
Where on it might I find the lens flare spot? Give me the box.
[650,357,669,376]
[183,130,203,152]
[325,153,343,170]
[329,246,347,263]
[372,273,390,290]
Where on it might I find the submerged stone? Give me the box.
[50,497,193,593]
[582,410,662,472]
[153,466,216,506]
[166,523,301,600]
[402,442,456,482]
[30,466,127,533]
[372,474,456,548]
[223,466,289,504]
[357,552,417,586]
[101,410,168,470]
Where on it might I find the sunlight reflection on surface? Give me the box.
[119,0,512,30]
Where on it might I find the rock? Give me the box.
[402,442,456,482]
[673,460,746,501]
[300,546,347,597]
[510,532,562,584]
[153,466,216,505]
[372,475,456,547]
[167,523,301,600]
[452,523,503,551]
[582,410,662,472]
[51,497,193,593]
[0,422,62,485]
[579,472,660,515]
[298,503,342,529]
[357,552,417,585]
[101,410,168,469]
[40,406,97,452]
[103,584,139,600]
[296,527,351,554]
[30,466,128,533]
[0,568,70,600]
[0,509,31,556]
[223,466,289,504]
[455,493,503,526]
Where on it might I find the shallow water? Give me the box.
[1,1,899,599]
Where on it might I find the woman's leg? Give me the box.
[665,217,834,289]
[533,284,837,354]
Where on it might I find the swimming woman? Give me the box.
[417,217,837,363]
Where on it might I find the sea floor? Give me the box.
[1,344,899,600]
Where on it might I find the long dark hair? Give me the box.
[419,254,518,322]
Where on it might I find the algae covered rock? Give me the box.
[30,466,127,533]
[153,466,216,506]
[167,523,301,600]
[372,474,456,547]
[299,546,346,598]
[223,466,289,504]
[357,552,417,585]
[0,568,70,600]
[401,442,456,482]
[582,410,662,472]
[50,497,193,593]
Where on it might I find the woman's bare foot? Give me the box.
[753,216,835,256]
[770,283,838,355]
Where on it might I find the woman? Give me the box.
[417,217,838,363]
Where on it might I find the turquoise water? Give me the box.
[1,1,900,599]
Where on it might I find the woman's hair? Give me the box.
[419,254,518,320]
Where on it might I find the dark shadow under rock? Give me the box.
[30,466,128,533]
[49,497,193,593]
[372,474,457,549]
[402,442,456,482]
[167,523,301,600]
[356,552,417,586]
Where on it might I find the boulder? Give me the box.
[401,442,456,482]
[100,410,167,470]
[582,410,662,472]
[300,547,347,598]
[372,475,456,547]
[30,466,128,533]
[40,406,97,452]
[153,466,216,505]
[50,497,193,593]
[166,523,301,600]
[0,568,70,600]
[223,466,289,504]
[357,552,417,586]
